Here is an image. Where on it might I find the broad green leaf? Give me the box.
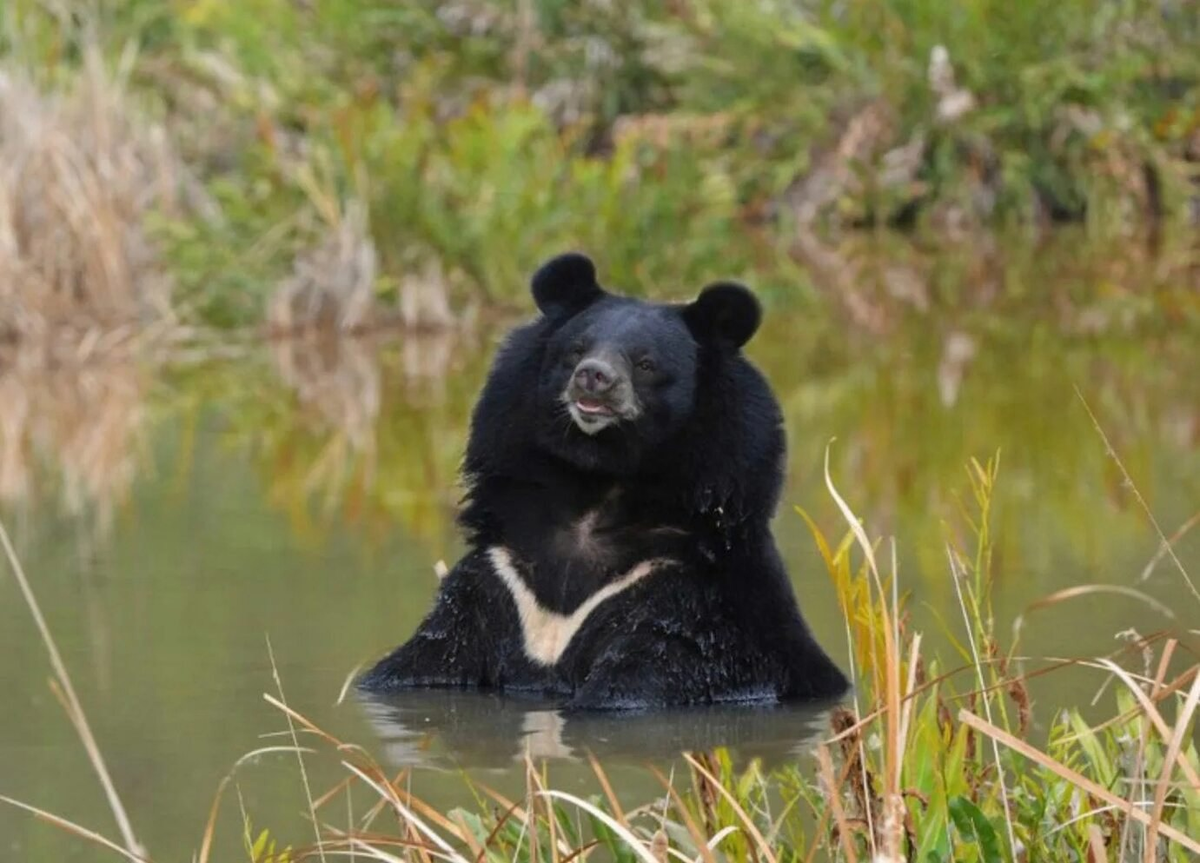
[1068,710,1116,788]
[949,796,1003,863]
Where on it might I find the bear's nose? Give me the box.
[574,358,616,394]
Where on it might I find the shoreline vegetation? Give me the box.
[2,456,1198,861]
[1,1,1198,338]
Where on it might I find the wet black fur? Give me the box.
[358,254,849,709]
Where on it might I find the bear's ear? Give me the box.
[531,253,604,319]
[683,281,761,349]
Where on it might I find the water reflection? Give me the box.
[358,690,837,771]
[267,328,467,455]
[0,348,146,538]
[270,332,382,455]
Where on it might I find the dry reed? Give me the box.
[0,48,183,339]
[0,517,146,859]
[267,198,378,334]
[0,45,193,533]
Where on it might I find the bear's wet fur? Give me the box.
[358,253,849,709]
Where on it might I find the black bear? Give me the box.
[359,253,848,709]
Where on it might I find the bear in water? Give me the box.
[358,253,848,709]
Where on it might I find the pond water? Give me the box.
[1,237,1199,859]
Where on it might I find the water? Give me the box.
[2,239,1198,859]
[360,691,835,769]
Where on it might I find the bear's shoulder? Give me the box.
[650,348,785,533]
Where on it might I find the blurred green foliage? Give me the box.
[4,0,1198,327]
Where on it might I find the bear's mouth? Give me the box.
[561,373,640,435]
[568,396,621,434]
[563,391,631,435]
[574,397,615,417]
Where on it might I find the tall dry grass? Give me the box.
[0,47,187,341]
[0,44,221,533]
[265,189,461,336]
[267,198,378,335]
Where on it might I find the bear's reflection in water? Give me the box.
[356,690,837,772]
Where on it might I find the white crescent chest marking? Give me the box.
[487,545,670,667]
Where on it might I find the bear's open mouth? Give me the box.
[574,397,615,416]
[561,378,640,435]
[564,392,626,435]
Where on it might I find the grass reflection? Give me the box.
[0,348,148,539]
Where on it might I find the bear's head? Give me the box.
[532,252,760,448]
[465,253,784,534]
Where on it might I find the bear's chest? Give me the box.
[488,480,688,614]
[521,499,638,611]
[487,545,669,667]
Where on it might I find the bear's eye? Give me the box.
[636,357,656,373]
[564,343,585,365]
